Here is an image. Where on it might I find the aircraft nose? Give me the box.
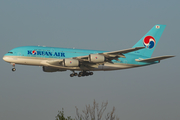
[3,56,8,62]
[3,56,5,61]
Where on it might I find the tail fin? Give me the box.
[132,25,166,57]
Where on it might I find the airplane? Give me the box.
[3,24,174,77]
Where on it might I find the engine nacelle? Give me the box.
[42,66,66,72]
[63,59,79,67]
[89,54,105,63]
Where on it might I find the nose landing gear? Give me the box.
[12,68,16,71]
[11,63,16,72]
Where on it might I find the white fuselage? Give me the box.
[3,55,140,71]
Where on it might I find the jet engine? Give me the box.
[42,66,66,72]
[89,54,105,63]
[62,59,79,67]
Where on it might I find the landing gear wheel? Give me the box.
[79,72,83,75]
[12,68,16,72]
[75,71,94,77]
[70,74,74,77]
[90,72,93,75]
[74,73,78,76]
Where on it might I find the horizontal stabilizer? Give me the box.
[135,55,175,62]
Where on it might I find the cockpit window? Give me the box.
[8,52,13,54]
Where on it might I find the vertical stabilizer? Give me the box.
[132,25,166,57]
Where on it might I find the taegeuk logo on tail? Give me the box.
[143,36,156,49]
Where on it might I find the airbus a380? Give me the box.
[3,25,174,77]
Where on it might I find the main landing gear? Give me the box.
[70,71,93,77]
[11,63,16,72]
[70,72,78,77]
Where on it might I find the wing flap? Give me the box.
[135,55,175,62]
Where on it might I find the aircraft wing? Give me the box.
[73,55,89,61]
[99,47,145,61]
[101,47,145,55]
[73,47,145,61]
[44,58,100,69]
[44,47,146,68]
[135,55,175,62]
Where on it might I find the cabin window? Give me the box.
[8,52,13,54]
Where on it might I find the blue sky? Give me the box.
[0,0,179,120]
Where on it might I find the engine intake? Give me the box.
[89,54,105,63]
[63,59,79,67]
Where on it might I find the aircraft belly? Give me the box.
[91,63,137,71]
[47,63,138,71]
[4,56,44,66]
[16,58,42,66]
